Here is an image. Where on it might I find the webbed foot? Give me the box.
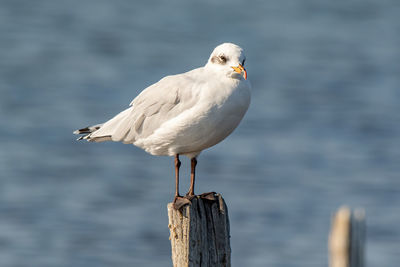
[199,192,217,201]
[173,196,191,210]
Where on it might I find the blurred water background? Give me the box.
[0,0,399,266]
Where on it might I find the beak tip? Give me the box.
[232,64,248,80]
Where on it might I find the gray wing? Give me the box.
[86,68,203,143]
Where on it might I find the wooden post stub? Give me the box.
[329,206,366,267]
[167,193,231,267]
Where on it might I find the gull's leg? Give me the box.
[186,157,197,198]
[174,154,181,198]
[173,154,190,209]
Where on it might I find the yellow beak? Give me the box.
[231,64,247,80]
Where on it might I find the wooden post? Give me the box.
[329,206,366,267]
[167,193,231,267]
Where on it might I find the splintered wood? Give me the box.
[167,194,231,267]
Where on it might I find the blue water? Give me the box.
[1,0,399,266]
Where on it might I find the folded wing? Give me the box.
[74,68,202,144]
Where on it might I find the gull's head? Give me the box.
[206,43,247,80]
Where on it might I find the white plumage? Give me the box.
[75,43,251,158]
[74,43,251,205]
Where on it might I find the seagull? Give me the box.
[74,43,251,209]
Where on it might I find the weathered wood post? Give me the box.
[167,193,231,267]
[329,206,366,267]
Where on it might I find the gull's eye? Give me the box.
[219,55,227,63]
[210,54,228,65]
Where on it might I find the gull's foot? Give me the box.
[173,196,191,210]
[199,192,217,201]
[185,193,196,201]
[173,192,217,210]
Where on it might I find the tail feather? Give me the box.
[73,124,103,141]
[74,107,134,143]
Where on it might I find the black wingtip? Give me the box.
[74,127,91,135]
